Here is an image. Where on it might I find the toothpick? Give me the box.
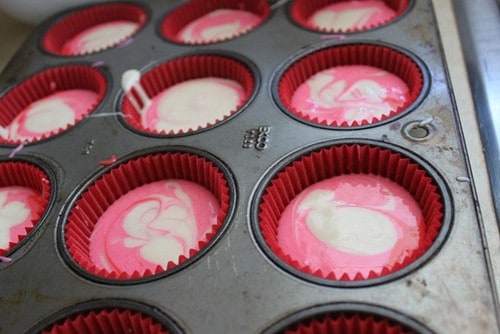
[121,69,151,115]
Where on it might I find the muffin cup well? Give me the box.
[29,300,183,334]
[0,161,52,256]
[42,2,148,56]
[283,314,412,334]
[263,303,433,334]
[290,0,411,34]
[275,43,425,128]
[161,0,270,45]
[253,141,449,285]
[0,65,107,145]
[62,149,234,283]
[121,54,256,136]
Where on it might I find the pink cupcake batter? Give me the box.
[141,77,245,133]
[177,9,261,43]
[89,180,219,274]
[307,1,397,31]
[62,21,139,55]
[277,174,425,278]
[0,186,44,250]
[291,65,409,125]
[2,89,99,142]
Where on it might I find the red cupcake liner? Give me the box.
[43,3,147,56]
[64,151,231,281]
[121,54,256,136]
[41,308,172,333]
[257,143,444,281]
[290,0,411,34]
[161,0,270,44]
[282,313,414,334]
[0,161,51,256]
[277,43,424,127]
[0,65,107,145]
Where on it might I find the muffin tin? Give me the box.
[0,0,498,333]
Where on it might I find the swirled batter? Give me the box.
[177,9,261,43]
[0,186,43,250]
[277,174,424,277]
[291,65,409,125]
[90,180,219,274]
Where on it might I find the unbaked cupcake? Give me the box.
[161,0,270,44]
[0,161,51,257]
[276,43,425,128]
[62,150,233,282]
[120,54,256,136]
[42,2,147,56]
[255,142,447,283]
[0,65,107,145]
[290,0,411,33]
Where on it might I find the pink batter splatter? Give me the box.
[99,155,117,166]
[8,142,27,158]
[0,186,44,251]
[3,89,99,142]
[62,21,139,55]
[277,174,424,278]
[89,180,219,274]
[291,65,409,126]
[308,1,397,31]
[177,9,261,43]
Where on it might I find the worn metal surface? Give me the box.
[453,0,500,223]
[0,0,498,333]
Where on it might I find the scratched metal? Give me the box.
[0,0,498,333]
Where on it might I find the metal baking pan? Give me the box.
[0,0,498,332]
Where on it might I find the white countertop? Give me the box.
[1,0,498,304]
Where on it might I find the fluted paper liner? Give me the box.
[290,0,411,34]
[257,143,444,281]
[0,65,107,145]
[121,54,255,136]
[41,308,172,333]
[0,161,51,256]
[43,3,147,56]
[64,151,231,281]
[161,0,270,44]
[278,312,415,334]
[277,43,424,128]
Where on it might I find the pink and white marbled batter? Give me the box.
[177,9,261,43]
[3,89,99,142]
[307,1,397,31]
[141,77,245,133]
[89,180,219,274]
[62,21,139,55]
[0,186,43,250]
[291,65,409,125]
[277,174,424,278]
